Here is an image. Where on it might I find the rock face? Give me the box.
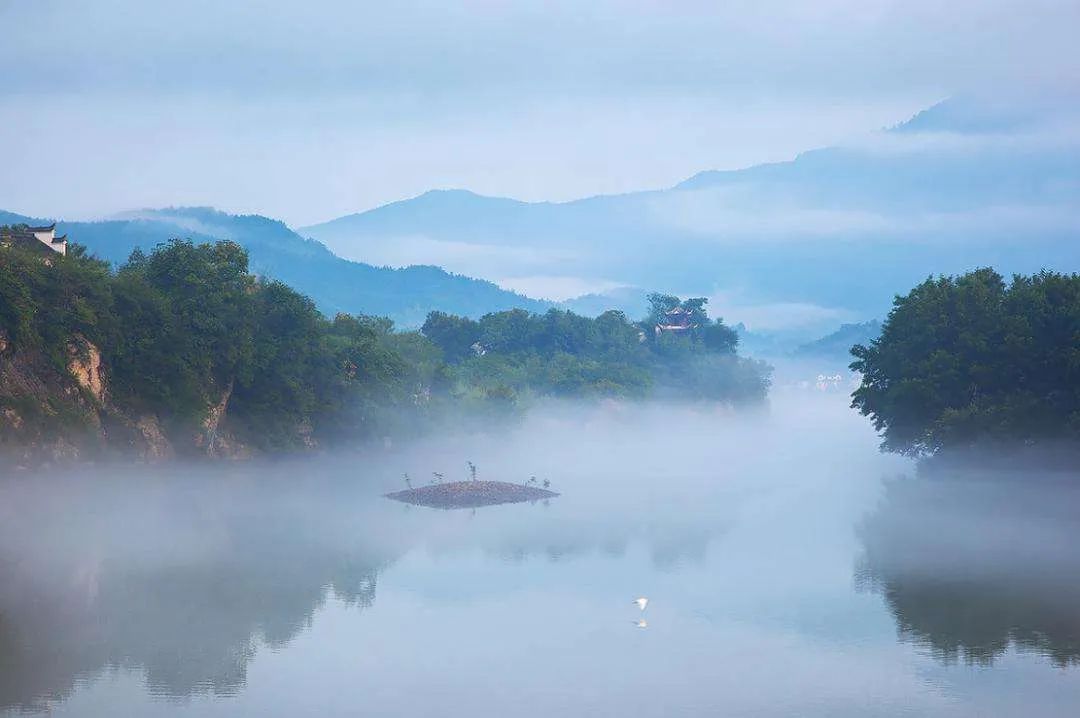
[0,334,185,465]
[0,331,300,465]
[195,380,239,458]
[385,481,560,509]
[67,335,106,404]
[134,415,174,461]
[0,339,101,465]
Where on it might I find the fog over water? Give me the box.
[2,392,1080,717]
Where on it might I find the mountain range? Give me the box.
[301,98,1080,338]
[0,207,546,327]
[5,98,1076,343]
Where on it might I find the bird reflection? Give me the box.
[631,596,649,629]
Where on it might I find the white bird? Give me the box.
[633,597,649,611]
[633,619,648,629]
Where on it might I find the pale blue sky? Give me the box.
[1,0,1077,225]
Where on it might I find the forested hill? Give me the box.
[0,235,769,464]
[0,207,548,326]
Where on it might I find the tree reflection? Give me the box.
[857,471,1080,667]
[0,443,736,712]
[0,473,396,712]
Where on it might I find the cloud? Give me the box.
[649,187,1080,241]
[321,233,578,278]
[0,94,918,225]
[1,1,1078,225]
[706,290,857,334]
[649,189,894,238]
[3,1,1078,99]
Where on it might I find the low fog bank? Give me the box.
[858,469,1080,667]
[919,443,1080,475]
[12,392,1079,711]
[0,392,894,711]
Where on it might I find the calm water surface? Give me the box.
[2,396,1080,716]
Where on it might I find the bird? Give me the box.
[633,619,648,629]
[633,597,649,611]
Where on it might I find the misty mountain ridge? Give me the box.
[301,97,1080,336]
[0,206,549,327]
[792,320,882,361]
[6,97,1075,340]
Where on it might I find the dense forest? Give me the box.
[422,293,768,403]
[0,232,770,460]
[0,236,425,455]
[851,268,1080,458]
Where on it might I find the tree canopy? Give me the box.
[1,237,427,452]
[850,268,1080,456]
[423,301,767,403]
[2,232,771,456]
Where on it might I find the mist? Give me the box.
[4,391,1079,717]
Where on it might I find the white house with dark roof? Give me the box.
[0,223,67,255]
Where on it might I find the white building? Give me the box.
[0,223,67,255]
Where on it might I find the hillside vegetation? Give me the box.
[423,293,769,403]
[0,232,770,463]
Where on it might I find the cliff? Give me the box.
[0,329,249,467]
[1,330,155,465]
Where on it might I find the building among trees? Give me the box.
[655,306,697,336]
[0,224,66,258]
[0,223,67,256]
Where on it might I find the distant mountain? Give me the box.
[558,286,649,319]
[792,320,882,361]
[302,98,1080,333]
[0,207,548,327]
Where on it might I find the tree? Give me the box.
[701,322,739,354]
[421,311,480,362]
[479,308,537,353]
[645,293,681,327]
[680,297,710,327]
[850,268,1080,456]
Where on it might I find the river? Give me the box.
[2,393,1079,716]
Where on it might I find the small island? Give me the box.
[385,481,559,509]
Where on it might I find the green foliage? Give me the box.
[1,231,771,455]
[110,240,257,424]
[420,311,480,362]
[645,292,681,326]
[0,239,114,371]
[422,299,768,403]
[701,322,739,354]
[851,268,1080,456]
[0,233,437,452]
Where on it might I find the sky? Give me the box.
[1,0,1078,226]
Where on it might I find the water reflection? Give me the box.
[858,470,1080,667]
[0,402,758,713]
[0,469,396,711]
[12,398,1079,717]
